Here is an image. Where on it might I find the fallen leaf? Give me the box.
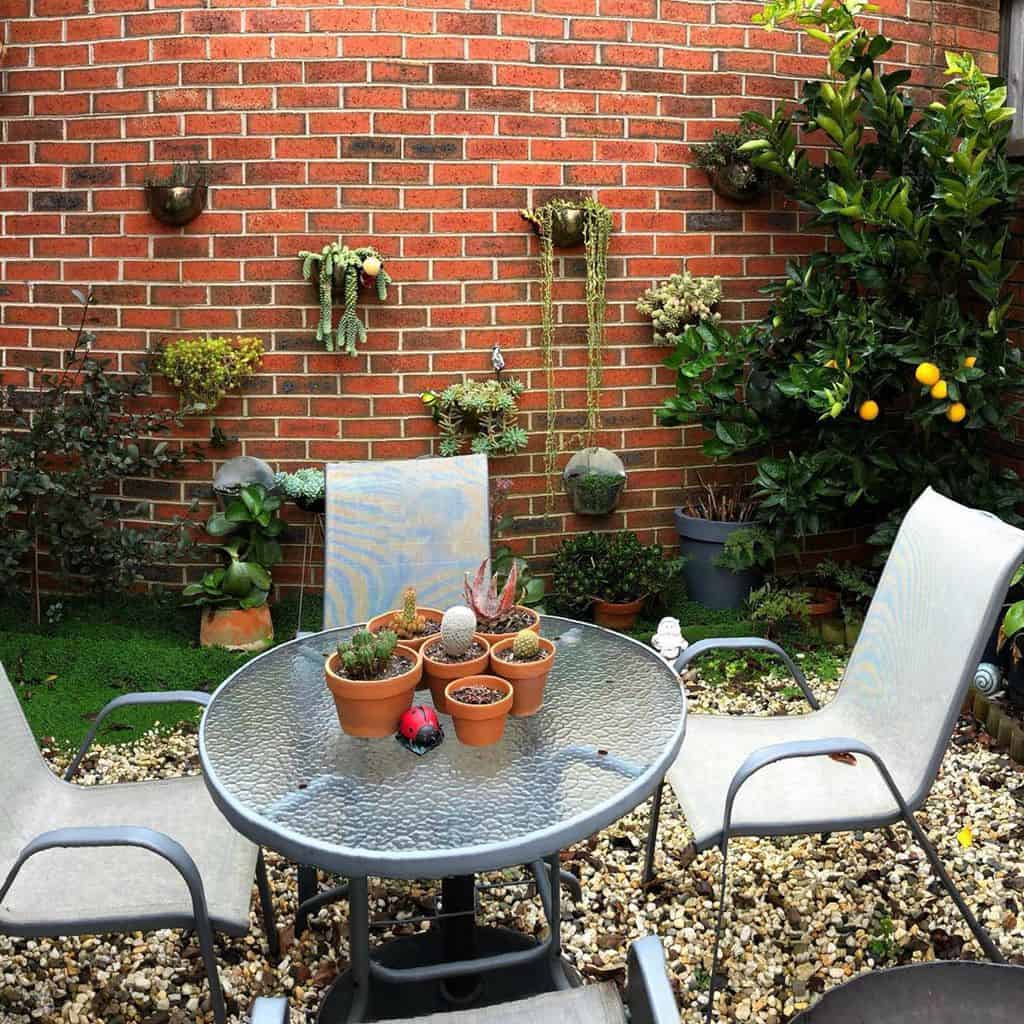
[957,826,973,848]
[829,752,857,766]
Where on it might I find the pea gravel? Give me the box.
[2,658,1022,1023]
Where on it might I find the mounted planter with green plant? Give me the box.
[298,242,391,355]
[552,531,683,631]
[637,272,722,346]
[182,484,285,651]
[275,467,326,513]
[562,446,627,517]
[659,1,1024,558]
[691,126,768,203]
[156,336,264,413]
[421,378,528,457]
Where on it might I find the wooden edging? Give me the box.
[967,687,1024,764]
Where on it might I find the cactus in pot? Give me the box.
[440,605,477,657]
[511,628,540,660]
[336,629,398,680]
[392,586,427,640]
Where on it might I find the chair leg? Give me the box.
[193,901,228,1024]
[296,863,318,934]
[705,836,731,1024]
[256,849,280,961]
[642,780,665,885]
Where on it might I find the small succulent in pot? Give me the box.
[335,629,400,680]
[274,468,326,512]
[512,628,540,660]
[392,586,427,639]
[424,605,490,714]
[690,124,768,203]
[463,557,541,642]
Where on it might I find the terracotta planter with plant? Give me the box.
[444,675,513,747]
[422,607,491,713]
[592,597,646,630]
[366,587,443,652]
[199,605,274,652]
[489,630,556,718]
[464,557,541,645]
[324,629,422,738]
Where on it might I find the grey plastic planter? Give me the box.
[674,510,762,610]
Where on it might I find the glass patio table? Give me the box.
[199,616,686,1022]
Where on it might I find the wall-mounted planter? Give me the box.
[563,447,626,516]
[144,165,207,226]
[711,159,763,203]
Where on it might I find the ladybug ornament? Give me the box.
[396,705,444,755]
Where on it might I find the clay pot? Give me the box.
[592,596,645,630]
[489,635,556,718]
[444,675,513,747]
[422,633,491,714]
[475,606,541,647]
[366,607,444,652]
[802,588,840,617]
[324,644,422,738]
[199,605,274,652]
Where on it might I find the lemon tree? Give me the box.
[660,0,1024,543]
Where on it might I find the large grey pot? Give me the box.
[674,510,762,611]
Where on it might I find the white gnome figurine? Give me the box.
[651,616,687,666]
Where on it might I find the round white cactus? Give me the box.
[441,605,476,657]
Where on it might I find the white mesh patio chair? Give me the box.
[641,488,1024,1021]
[250,934,678,1024]
[0,665,277,1024]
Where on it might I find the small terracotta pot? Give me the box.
[365,607,444,652]
[324,644,422,738]
[592,596,645,630]
[444,675,513,747]
[422,633,491,714]
[199,605,274,652]
[802,588,840,617]
[475,606,541,647]
[489,635,556,718]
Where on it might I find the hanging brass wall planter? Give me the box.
[144,164,208,227]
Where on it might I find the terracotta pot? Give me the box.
[802,588,840,617]
[444,675,513,747]
[366,607,444,652]
[475,606,541,647]
[489,635,556,718]
[199,605,274,652]
[422,633,491,714]
[592,596,645,630]
[324,644,422,738]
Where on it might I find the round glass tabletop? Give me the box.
[199,616,686,878]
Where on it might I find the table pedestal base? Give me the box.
[317,926,581,1023]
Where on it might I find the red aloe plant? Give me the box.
[464,557,518,629]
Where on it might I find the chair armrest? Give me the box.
[250,997,289,1024]
[626,935,678,1024]
[674,637,819,710]
[65,690,211,781]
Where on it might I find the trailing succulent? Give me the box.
[182,485,284,610]
[298,242,391,355]
[156,336,263,412]
[336,628,399,680]
[552,531,684,616]
[659,0,1024,548]
[421,378,528,457]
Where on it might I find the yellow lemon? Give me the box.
[963,355,977,368]
[825,359,838,369]
[915,362,940,387]
[858,400,879,421]
[946,402,967,423]
[930,379,948,400]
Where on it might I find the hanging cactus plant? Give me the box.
[298,242,392,355]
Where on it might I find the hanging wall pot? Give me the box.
[562,447,626,516]
[144,163,208,227]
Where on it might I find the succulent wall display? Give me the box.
[690,125,769,202]
[274,467,326,512]
[298,242,391,355]
[420,377,527,456]
[521,196,613,508]
[156,336,264,412]
[637,273,722,345]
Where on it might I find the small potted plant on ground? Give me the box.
[690,125,767,203]
[464,558,541,644]
[324,628,422,738]
[444,675,514,747]
[422,605,491,714]
[182,484,283,651]
[367,586,443,652]
[552,531,683,630]
[489,628,556,718]
[817,559,877,648]
[275,467,326,513]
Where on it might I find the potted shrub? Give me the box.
[367,585,443,653]
[275,467,326,513]
[182,484,284,651]
[674,478,767,610]
[444,675,514,747]
[489,629,556,718]
[324,628,422,738]
[690,125,767,203]
[552,531,683,630]
[421,606,491,714]
[562,447,627,516]
[463,558,540,644]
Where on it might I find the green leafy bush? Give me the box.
[552,531,684,615]
[747,581,810,639]
[659,1,1024,546]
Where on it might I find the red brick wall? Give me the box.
[0,0,1003,591]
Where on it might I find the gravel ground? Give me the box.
[2,658,1022,1023]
